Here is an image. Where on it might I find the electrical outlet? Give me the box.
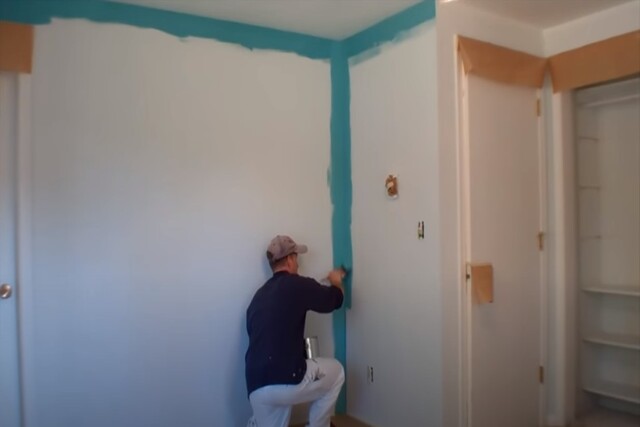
[367,366,374,384]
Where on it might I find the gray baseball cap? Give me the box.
[266,235,308,263]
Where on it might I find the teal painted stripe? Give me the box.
[343,0,436,58]
[0,1,333,59]
[332,307,347,414]
[330,41,352,309]
[330,41,352,414]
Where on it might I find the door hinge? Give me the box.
[537,231,545,251]
[536,98,541,117]
[539,366,544,384]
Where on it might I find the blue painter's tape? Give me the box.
[330,41,352,414]
[343,0,436,58]
[0,0,333,59]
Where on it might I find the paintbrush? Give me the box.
[339,265,350,278]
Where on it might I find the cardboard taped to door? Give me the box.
[468,263,494,304]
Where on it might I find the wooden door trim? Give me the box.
[537,88,549,427]
[456,41,472,427]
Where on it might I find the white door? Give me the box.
[460,72,543,427]
[0,73,22,427]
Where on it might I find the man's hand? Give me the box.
[327,268,345,294]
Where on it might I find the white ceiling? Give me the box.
[458,0,638,29]
[115,0,638,39]
[116,0,421,40]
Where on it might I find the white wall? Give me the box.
[347,23,441,427]
[24,19,332,427]
[543,0,640,56]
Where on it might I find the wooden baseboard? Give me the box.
[334,415,372,427]
[291,414,372,427]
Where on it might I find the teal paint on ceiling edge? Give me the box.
[330,41,352,415]
[343,0,436,58]
[0,1,333,59]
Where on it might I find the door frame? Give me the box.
[0,72,21,427]
[16,73,34,427]
[454,38,549,427]
[0,72,32,427]
[548,89,580,426]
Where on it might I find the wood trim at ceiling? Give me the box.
[458,30,640,93]
[458,35,548,89]
[548,30,640,93]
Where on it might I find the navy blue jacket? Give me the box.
[245,271,344,396]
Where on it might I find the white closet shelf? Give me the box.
[582,93,640,108]
[583,332,640,350]
[583,380,640,404]
[582,285,640,297]
[577,136,599,142]
[578,185,600,190]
